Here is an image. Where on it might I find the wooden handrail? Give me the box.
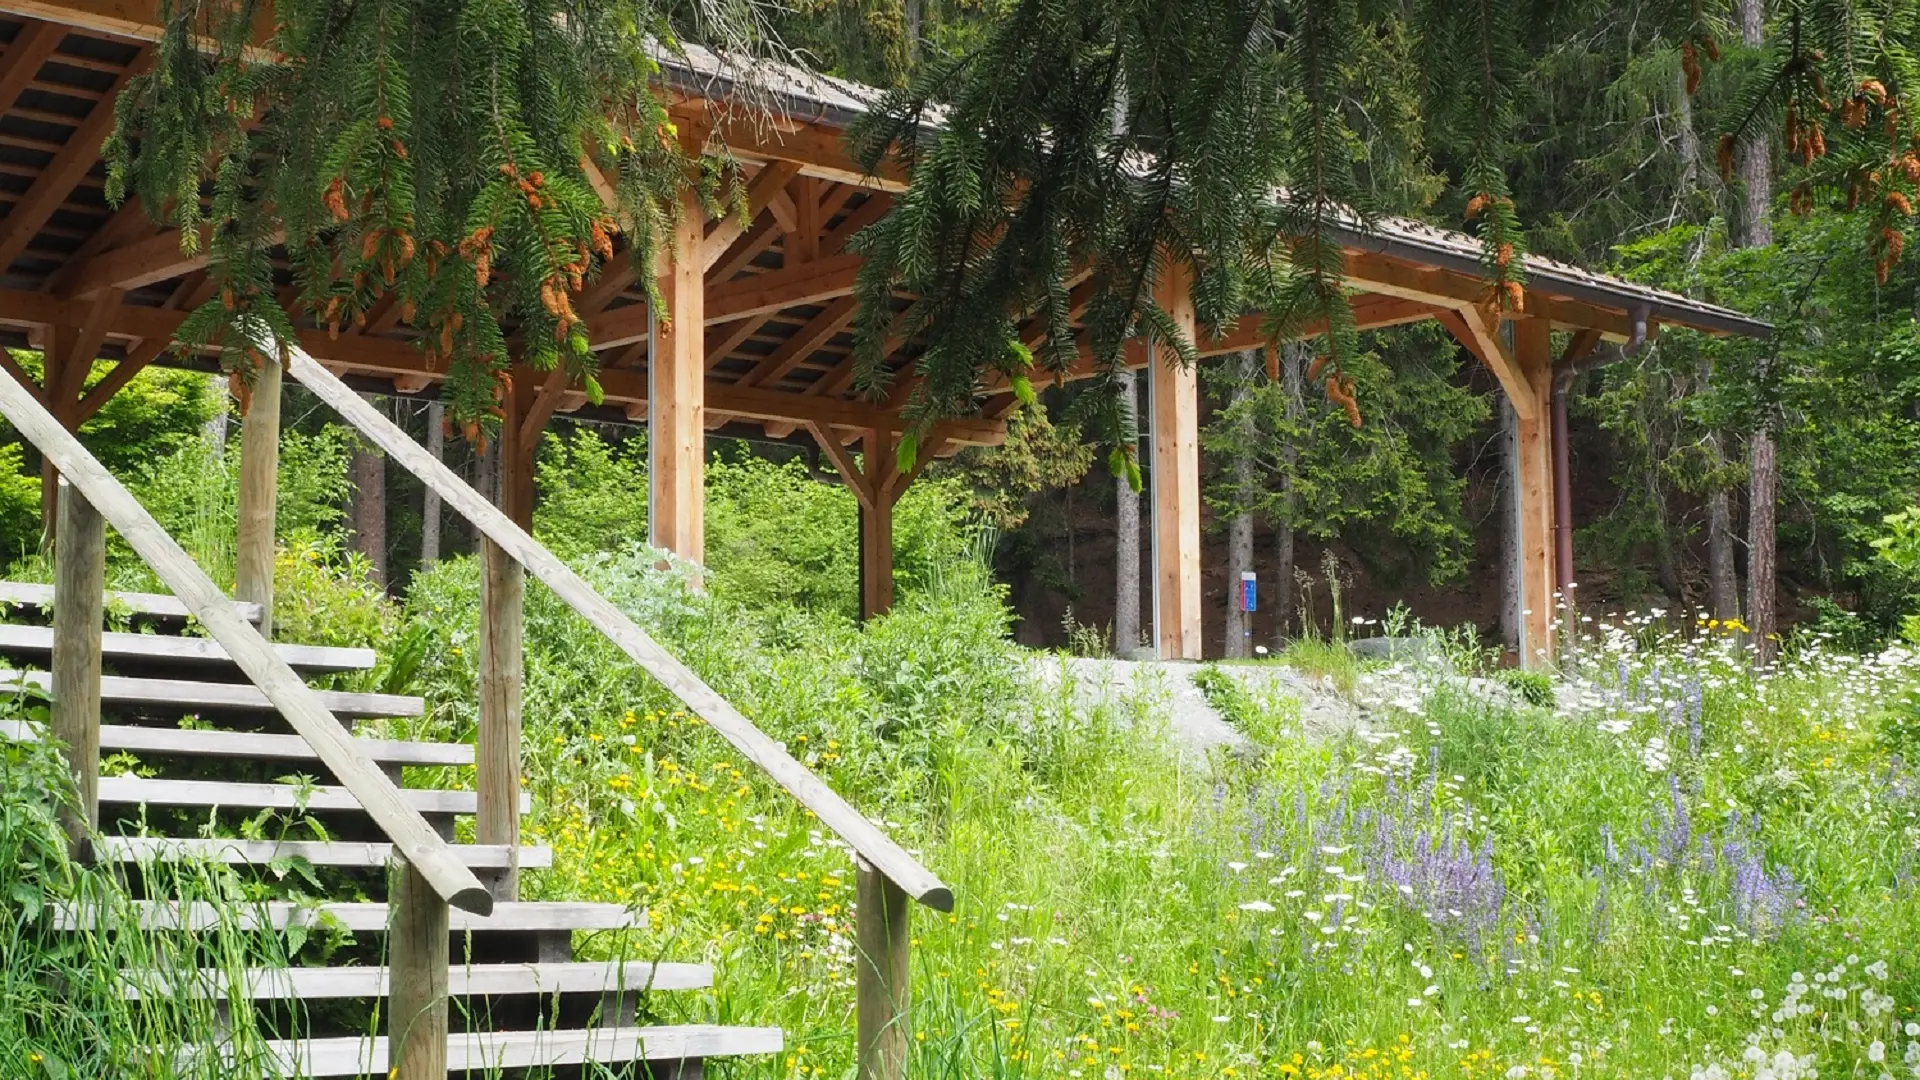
[285,347,955,913]
[0,367,494,916]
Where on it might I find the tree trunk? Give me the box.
[1499,398,1520,656]
[1706,433,1741,622]
[1273,343,1306,649]
[1746,431,1777,655]
[350,395,388,588]
[421,400,444,566]
[1113,369,1142,657]
[1734,0,1776,662]
[1648,467,1682,599]
[1222,352,1257,658]
[903,0,923,66]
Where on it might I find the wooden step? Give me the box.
[0,669,422,718]
[98,836,552,870]
[57,900,647,934]
[0,625,375,672]
[96,776,525,816]
[255,1025,783,1075]
[125,960,709,1000]
[0,718,469,766]
[0,581,264,623]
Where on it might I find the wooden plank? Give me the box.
[856,860,910,1080]
[95,775,523,815]
[389,858,451,1080]
[287,348,955,913]
[651,190,706,560]
[51,479,104,858]
[1,717,462,763]
[56,899,645,933]
[0,580,263,622]
[256,1024,784,1076]
[0,670,419,718]
[1150,264,1202,661]
[97,836,550,869]
[0,624,375,671]
[0,366,493,915]
[0,47,149,271]
[73,348,158,425]
[123,960,710,1001]
[235,356,281,636]
[803,420,875,513]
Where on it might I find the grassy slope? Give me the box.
[382,554,1920,1080]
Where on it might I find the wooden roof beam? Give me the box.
[1434,306,1539,420]
[737,294,856,388]
[0,20,65,118]
[0,45,150,272]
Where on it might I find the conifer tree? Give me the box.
[106,0,766,431]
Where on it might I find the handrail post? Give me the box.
[477,538,523,901]
[235,356,281,637]
[51,477,104,859]
[856,859,910,1080]
[388,856,451,1078]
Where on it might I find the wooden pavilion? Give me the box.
[0,3,1770,665]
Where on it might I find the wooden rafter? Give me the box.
[702,160,802,272]
[0,46,151,272]
[738,295,856,388]
[0,21,66,121]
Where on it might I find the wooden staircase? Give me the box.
[1,585,781,1077]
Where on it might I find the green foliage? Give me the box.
[1495,667,1556,708]
[0,726,300,1079]
[936,406,1096,529]
[533,426,652,558]
[1204,326,1490,587]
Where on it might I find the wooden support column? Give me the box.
[1150,263,1202,660]
[1511,317,1557,667]
[388,857,451,1079]
[651,190,707,561]
[477,374,536,902]
[51,478,104,859]
[858,428,895,620]
[236,356,282,638]
[804,423,913,621]
[856,859,910,1080]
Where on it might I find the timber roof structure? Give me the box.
[0,4,1769,455]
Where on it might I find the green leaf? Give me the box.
[1108,446,1128,479]
[896,430,920,474]
[1007,339,1033,369]
[1125,458,1143,493]
[1010,374,1036,407]
[584,373,605,407]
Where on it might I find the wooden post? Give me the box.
[236,355,282,637]
[478,539,523,901]
[1150,263,1202,660]
[51,478,104,859]
[856,859,910,1080]
[858,429,895,620]
[388,857,451,1079]
[650,189,707,561]
[478,378,531,902]
[1511,317,1557,667]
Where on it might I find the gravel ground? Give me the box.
[1030,657,1363,766]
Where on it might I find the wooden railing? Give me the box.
[0,367,492,1077]
[285,346,949,1080]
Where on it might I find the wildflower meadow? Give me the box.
[365,552,1920,1080]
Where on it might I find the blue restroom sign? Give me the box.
[1239,571,1257,612]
